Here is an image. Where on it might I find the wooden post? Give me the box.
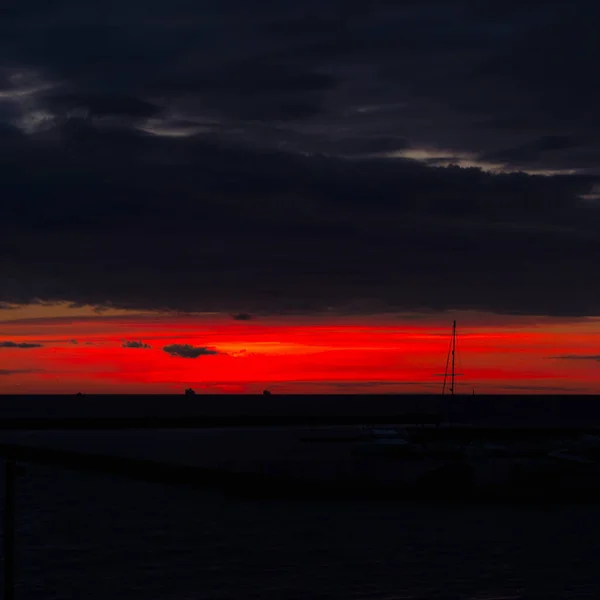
[4,460,16,600]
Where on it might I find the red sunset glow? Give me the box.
[1,305,600,394]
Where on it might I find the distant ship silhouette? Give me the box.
[184,388,196,396]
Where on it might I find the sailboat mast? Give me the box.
[450,320,456,395]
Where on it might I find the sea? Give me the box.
[1,393,600,426]
[1,394,600,599]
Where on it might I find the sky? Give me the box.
[1,1,600,393]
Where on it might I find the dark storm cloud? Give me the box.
[184,62,336,96]
[163,344,220,359]
[1,0,600,317]
[122,340,151,349]
[45,94,162,119]
[0,127,599,316]
[0,341,43,348]
[480,135,589,167]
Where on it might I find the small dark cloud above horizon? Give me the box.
[0,369,42,375]
[0,303,19,310]
[122,340,151,349]
[1,1,600,317]
[232,313,253,321]
[0,341,43,349]
[552,354,600,362]
[163,344,220,359]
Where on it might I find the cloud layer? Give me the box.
[0,369,42,375]
[1,1,600,316]
[163,344,220,359]
[553,355,600,362]
[122,340,151,349]
[0,341,43,349]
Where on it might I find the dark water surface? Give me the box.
[1,395,600,598]
[1,463,599,599]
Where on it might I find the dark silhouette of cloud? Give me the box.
[0,341,43,348]
[45,94,162,119]
[552,355,600,362]
[163,344,219,359]
[232,313,253,321]
[0,369,42,375]
[1,136,597,316]
[0,302,19,310]
[122,340,151,349]
[0,0,599,317]
[480,135,589,166]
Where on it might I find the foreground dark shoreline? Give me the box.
[0,414,443,430]
[1,417,600,437]
[2,440,600,506]
[2,393,600,505]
